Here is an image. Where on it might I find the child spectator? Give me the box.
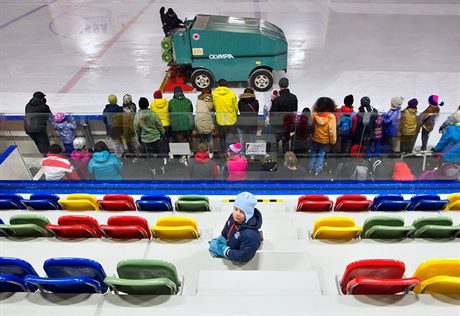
[400,98,419,153]
[223,143,248,181]
[208,192,262,262]
[419,95,444,151]
[383,96,403,152]
[150,90,171,157]
[352,96,377,153]
[88,141,123,180]
[188,142,219,180]
[42,144,80,180]
[310,97,337,175]
[70,137,92,179]
[237,88,259,153]
[432,112,460,164]
[278,151,307,180]
[194,89,215,156]
[121,94,140,161]
[102,94,124,158]
[51,112,77,156]
[169,86,193,145]
[338,105,355,153]
[439,105,460,134]
[369,107,384,157]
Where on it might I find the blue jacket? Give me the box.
[103,103,123,136]
[221,208,262,262]
[51,116,76,144]
[88,150,123,180]
[433,122,460,163]
[383,108,401,137]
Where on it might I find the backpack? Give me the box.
[338,114,353,136]
[351,162,369,180]
[372,114,383,140]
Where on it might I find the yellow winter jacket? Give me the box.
[150,98,170,127]
[400,108,418,136]
[312,113,337,145]
[212,87,238,126]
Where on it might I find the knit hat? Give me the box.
[153,90,163,99]
[360,96,371,108]
[108,94,117,104]
[33,91,46,99]
[228,143,242,155]
[94,141,109,153]
[278,77,289,89]
[428,95,445,106]
[271,89,279,100]
[344,94,354,107]
[234,192,257,223]
[391,96,404,108]
[407,98,418,109]
[173,86,184,98]
[123,94,132,104]
[138,97,149,109]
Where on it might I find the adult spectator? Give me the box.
[88,141,123,180]
[194,89,215,155]
[169,86,193,145]
[352,96,377,153]
[188,142,219,180]
[150,90,171,156]
[42,144,80,180]
[24,91,52,156]
[213,79,238,154]
[237,88,259,153]
[121,94,140,161]
[102,94,124,158]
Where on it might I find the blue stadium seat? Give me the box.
[136,195,173,212]
[24,257,108,294]
[406,194,449,211]
[21,194,62,210]
[371,195,410,212]
[0,257,39,292]
[0,194,26,210]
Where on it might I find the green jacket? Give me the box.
[134,109,165,143]
[169,96,193,132]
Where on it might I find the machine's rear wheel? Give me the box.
[191,69,215,90]
[249,69,274,92]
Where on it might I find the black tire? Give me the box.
[249,69,274,92]
[191,69,215,91]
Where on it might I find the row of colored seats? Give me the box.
[312,215,460,240]
[340,258,460,295]
[0,215,199,240]
[0,194,210,212]
[297,193,459,212]
[0,257,180,295]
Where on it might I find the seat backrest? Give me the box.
[362,216,404,233]
[312,216,355,234]
[9,214,50,228]
[0,257,38,277]
[155,216,198,232]
[413,258,460,281]
[137,195,173,211]
[410,194,440,203]
[107,216,149,233]
[30,194,60,202]
[58,215,101,233]
[372,195,404,204]
[21,198,62,210]
[336,194,367,205]
[177,195,209,203]
[298,195,330,204]
[44,257,108,292]
[341,259,405,294]
[412,216,453,229]
[116,259,180,287]
[0,194,23,203]
[0,194,26,210]
[371,195,408,211]
[66,194,98,204]
[59,199,99,211]
[100,194,136,210]
[140,195,172,204]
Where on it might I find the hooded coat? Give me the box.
[102,103,123,137]
[400,107,418,136]
[221,208,263,262]
[88,150,123,180]
[237,93,259,134]
[188,151,219,179]
[383,107,401,137]
[195,94,215,134]
[433,122,460,163]
[51,116,77,144]
[312,113,337,145]
[24,97,52,133]
[420,104,440,132]
[150,98,170,127]
[134,109,165,143]
[213,86,238,126]
[169,95,193,132]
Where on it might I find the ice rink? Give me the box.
[1,0,459,117]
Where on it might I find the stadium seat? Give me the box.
[370,194,410,212]
[362,216,414,239]
[413,258,460,294]
[97,194,136,211]
[0,194,26,210]
[445,193,460,211]
[46,215,102,238]
[296,195,333,212]
[151,216,199,239]
[0,214,52,238]
[136,195,173,212]
[311,216,362,240]
[406,194,449,211]
[175,195,210,212]
[58,193,99,211]
[340,259,420,295]
[20,194,61,210]
[99,216,151,239]
[104,259,180,295]
[411,216,460,239]
[0,257,39,292]
[334,194,372,212]
[24,257,108,294]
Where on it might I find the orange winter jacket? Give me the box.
[312,113,337,145]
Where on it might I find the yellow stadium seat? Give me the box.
[58,194,99,211]
[413,258,460,293]
[445,193,460,211]
[151,216,199,240]
[312,216,362,240]
[416,276,460,294]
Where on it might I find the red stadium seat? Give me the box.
[99,216,151,239]
[345,277,421,295]
[297,195,333,212]
[58,216,103,237]
[45,224,99,238]
[335,194,372,212]
[97,194,136,211]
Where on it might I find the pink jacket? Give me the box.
[227,155,248,181]
[70,150,92,179]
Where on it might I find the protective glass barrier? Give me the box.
[0,111,458,181]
